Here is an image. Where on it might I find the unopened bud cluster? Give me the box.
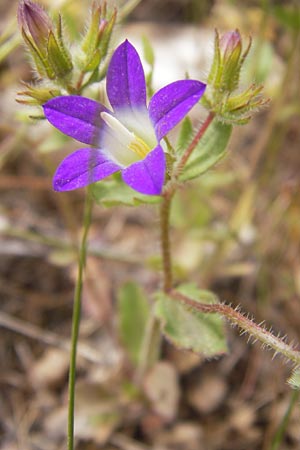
[17,0,116,106]
[202,30,268,124]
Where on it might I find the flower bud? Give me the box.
[219,30,242,62]
[18,1,73,81]
[17,82,61,106]
[203,29,267,124]
[219,30,243,92]
[78,2,116,73]
[18,0,52,50]
[207,29,250,94]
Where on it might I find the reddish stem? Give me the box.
[169,290,300,366]
[174,111,215,178]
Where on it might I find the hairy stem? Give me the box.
[137,111,216,379]
[173,111,215,178]
[160,194,174,292]
[169,290,300,366]
[68,187,93,450]
[160,111,216,289]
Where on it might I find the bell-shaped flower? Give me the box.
[43,40,206,195]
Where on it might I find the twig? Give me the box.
[0,310,101,364]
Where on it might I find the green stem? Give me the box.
[270,389,300,450]
[67,187,93,450]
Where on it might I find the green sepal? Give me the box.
[17,83,61,106]
[221,47,242,93]
[180,119,232,181]
[81,4,103,55]
[98,9,116,59]
[176,116,193,155]
[80,5,116,73]
[288,369,300,390]
[47,30,73,79]
[91,175,162,207]
[84,49,102,72]
[21,28,55,79]
[155,283,228,357]
[117,282,150,366]
[54,15,73,70]
[207,30,221,87]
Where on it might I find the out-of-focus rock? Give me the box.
[144,361,180,422]
[187,373,227,414]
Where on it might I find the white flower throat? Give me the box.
[101,112,151,165]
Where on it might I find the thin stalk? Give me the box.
[67,187,93,450]
[135,193,173,381]
[270,389,300,450]
[136,111,216,380]
[160,194,174,292]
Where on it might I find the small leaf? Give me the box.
[117,282,150,366]
[155,283,228,357]
[180,119,232,181]
[92,176,161,207]
[288,369,300,390]
[142,35,155,67]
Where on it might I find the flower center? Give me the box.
[101,112,150,159]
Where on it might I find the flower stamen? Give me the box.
[128,136,150,158]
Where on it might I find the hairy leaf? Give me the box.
[155,283,228,357]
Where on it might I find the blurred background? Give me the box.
[1,0,300,449]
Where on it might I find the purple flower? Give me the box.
[43,40,206,195]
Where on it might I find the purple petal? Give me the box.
[122,145,165,195]
[149,80,206,141]
[106,40,147,112]
[43,96,109,145]
[53,148,120,191]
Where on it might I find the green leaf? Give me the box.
[117,282,150,366]
[288,369,300,390]
[91,175,162,207]
[176,116,193,154]
[142,35,155,67]
[155,283,228,357]
[180,119,232,181]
